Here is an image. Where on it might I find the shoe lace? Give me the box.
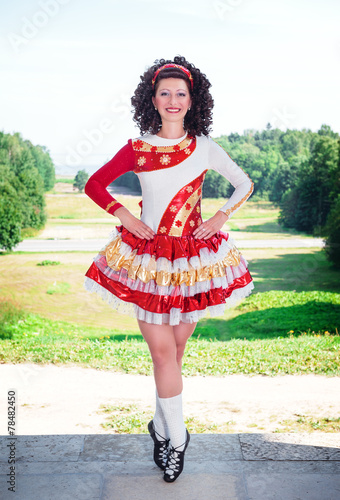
[154,428,169,465]
[165,450,181,474]
[157,440,169,466]
[164,441,186,476]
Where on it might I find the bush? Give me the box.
[73,169,89,192]
[0,179,22,250]
[0,131,53,250]
[110,171,141,194]
[324,195,340,268]
[202,170,231,198]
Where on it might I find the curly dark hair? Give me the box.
[131,55,214,137]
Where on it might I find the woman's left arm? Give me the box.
[193,138,254,239]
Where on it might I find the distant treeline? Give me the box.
[214,125,340,267]
[0,131,55,250]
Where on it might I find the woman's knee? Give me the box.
[150,345,177,369]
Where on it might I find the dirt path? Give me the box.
[1,364,339,435]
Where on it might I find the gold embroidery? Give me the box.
[100,234,242,286]
[137,156,146,166]
[169,187,201,237]
[159,226,167,233]
[132,136,192,153]
[170,205,177,213]
[222,181,254,217]
[212,139,254,218]
[105,200,119,212]
[159,154,171,165]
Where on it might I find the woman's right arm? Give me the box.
[84,141,155,239]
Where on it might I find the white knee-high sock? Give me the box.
[153,389,169,440]
[158,393,187,451]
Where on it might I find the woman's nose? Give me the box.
[169,94,177,105]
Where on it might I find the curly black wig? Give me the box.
[131,55,214,137]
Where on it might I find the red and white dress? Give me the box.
[84,132,255,325]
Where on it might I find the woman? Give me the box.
[84,56,254,482]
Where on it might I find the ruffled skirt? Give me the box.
[84,225,254,325]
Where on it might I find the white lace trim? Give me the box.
[84,277,254,326]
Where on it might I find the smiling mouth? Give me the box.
[166,108,181,113]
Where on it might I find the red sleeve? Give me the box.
[84,140,135,216]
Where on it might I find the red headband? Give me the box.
[152,63,194,90]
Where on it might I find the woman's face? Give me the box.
[152,78,192,127]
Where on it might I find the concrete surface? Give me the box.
[1,364,340,436]
[0,433,339,500]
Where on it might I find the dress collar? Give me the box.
[139,132,188,146]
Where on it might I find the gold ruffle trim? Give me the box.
[100,234,242,286]
[222,181,254,217]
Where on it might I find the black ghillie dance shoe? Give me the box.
[163,429,190,483]
[148,420,170,470]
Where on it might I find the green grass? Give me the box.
[275,416,340,433]
[55,177,74,184]
[248,249,340,293]
[0,299,339,376]
[37,260,61,266]
[99,402,235,434]
[0,327,338,376]
[195,290,340,341]
[1,194,339,377]
[46,282,70,295]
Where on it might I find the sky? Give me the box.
[1,0,340,174]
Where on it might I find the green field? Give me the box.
[0,182,339,376]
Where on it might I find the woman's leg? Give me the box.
[138,319,189,454]
[173,321,197,371]
[137,319,181,397]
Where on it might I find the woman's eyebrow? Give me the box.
[158,88,188,92]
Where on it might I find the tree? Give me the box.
[30,144,55,191]
[324,195,340,268]
[279,135,339,234]
[318,124,339,139]
[0,174,22,251]
[0,131,53,250]
[202,170,229,198]
[73,169,89,192]
[269,156,301,204]
[110,171,141,194]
